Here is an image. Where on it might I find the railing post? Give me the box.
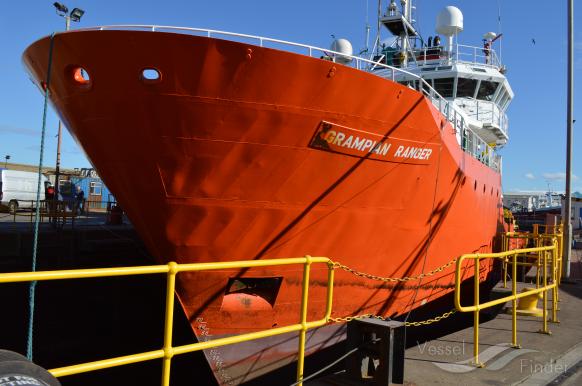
[476,100,479,120]
[473,257,483,367]
[161,262,178,386]
[296,255,313,386]
[502,234,508,288]
[511,252,519,348]
[325,261,335,321]
[551,240,560,323]
[539,251,550,335]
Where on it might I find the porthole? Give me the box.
[72,67,91,85]
[483,184,486,193]
[474,181,477,190]
[141,68,162,83]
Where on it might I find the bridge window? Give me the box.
[456,78,478,98]
[499,92,510,110]
[477,80,498,101]
[433,78,454,98]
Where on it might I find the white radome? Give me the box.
[483,31,497,40]
[436,6,464,36]
[330,38,353,64]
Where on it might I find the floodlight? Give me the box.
[53,2,68,15]
[70,8,85,22]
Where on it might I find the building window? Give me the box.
[89,181,102,196]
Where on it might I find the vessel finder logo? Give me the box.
[420,342,537,373]
[309,121,435,164]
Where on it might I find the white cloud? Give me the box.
[542,172,579,181]
[0,124,39,137]
[525,173,535,180]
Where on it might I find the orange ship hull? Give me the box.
[24,30,504,384]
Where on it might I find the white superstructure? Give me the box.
[374,2,513,150]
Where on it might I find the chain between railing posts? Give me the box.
[161,262,177,386]
[296,255,312,386]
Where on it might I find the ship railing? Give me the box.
[454,237,561,367]
[408,44,501,69]
[80,25,499,172]
[454,44,501,69]
[0,256,334,386]
[459,99,509,138]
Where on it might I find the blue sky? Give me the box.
[0,0,579,193]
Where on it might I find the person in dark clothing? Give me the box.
[75,185,85,215]
[45,184,55,200]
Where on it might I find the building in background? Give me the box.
[561,196,582,231]
[503,191,562,212]
[1,162,114,210]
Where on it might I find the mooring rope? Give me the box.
[27,32,56,361]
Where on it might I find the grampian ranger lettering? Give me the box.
[310,122,434,163]
[323,130,392,157]
[393,145,432,160]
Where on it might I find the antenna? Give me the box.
[363,0,371,54]
[375,0,381,54]
[497,0,503,61]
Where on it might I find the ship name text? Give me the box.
[310,121,436,164]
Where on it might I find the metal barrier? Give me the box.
[454,239,560,367]
[0,256,334,386]
[2,200,122,228]
[502,227,564,287]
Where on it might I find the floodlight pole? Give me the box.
[563,0,574,280]
[55,121,62,197]
[54,11,72,200]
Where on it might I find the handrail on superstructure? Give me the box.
[71,24,500,172]
[0,256,334,386]
[409,43,501,69]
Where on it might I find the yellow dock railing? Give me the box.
[454,238,560,367]
[0,256,334,386]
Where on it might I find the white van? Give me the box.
[0,170,49,213]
